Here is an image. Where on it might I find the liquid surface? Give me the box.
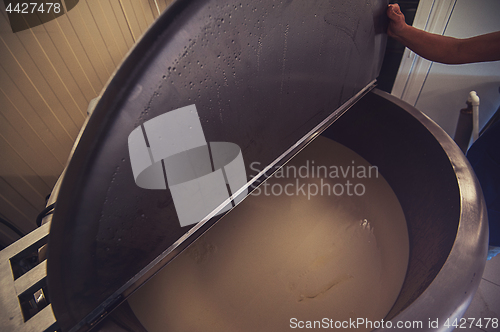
[129,136,409,331]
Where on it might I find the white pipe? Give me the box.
[468,91,480,142]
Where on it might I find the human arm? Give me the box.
[387,3,500,64]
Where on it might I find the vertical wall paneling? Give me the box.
[50,19,98,100]
[127,0,152,35]
[15,28,87,125]
[148,0,162,20]
[98,1,132,58]
[62,7,111,86]
[108,1,136,49]
[0,29,80,144]
[155,0,167,14]
[391,0,457,105]
[117,0,141,43]
[0,57,76,156]
[140,0,157,29]
[76,2,118,75]
[0,0,165,247]
[0,77,69,166]
[0,178,39,233]
[0,135,50,210]
[0,221,21,248]
[0,114,58,191]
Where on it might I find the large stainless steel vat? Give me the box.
[91,88,489,332]
[325,89,488,331]
[38,0,487,331]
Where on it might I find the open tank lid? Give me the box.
[47,0,388,330]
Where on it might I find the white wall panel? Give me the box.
[392,0,500,137]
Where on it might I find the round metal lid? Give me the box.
[47,0,388,330]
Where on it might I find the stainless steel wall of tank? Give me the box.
[324,89,488,332]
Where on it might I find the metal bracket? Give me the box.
[0,222,58,332]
